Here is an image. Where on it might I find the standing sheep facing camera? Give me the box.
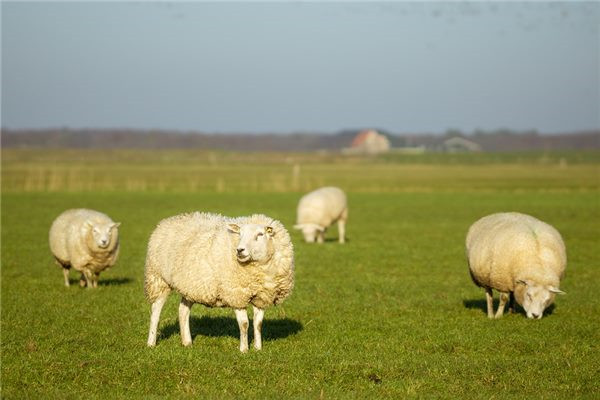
[49,208,120,288]
[145,212,294,352]
[466,212,566,319]
[294,186,348,243]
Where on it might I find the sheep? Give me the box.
[144,212,294,352]
[294,186,348,243]
[466,212,566,319]
[49,208,120,288]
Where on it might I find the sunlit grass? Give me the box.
[1,150,599,398]
[2,149,599,193]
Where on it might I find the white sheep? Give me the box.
[49,208,120,288]
[466,212,566,319]
[294,186,348,243]
[144,212,294,352]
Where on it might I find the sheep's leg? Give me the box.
[82,270,94,289]
[317,231,325,244]
[55,259,71,287]
[147,294,168,347]
[62,267,70,287]
[234,308,249,353]
[92,273,99,288]
[337,219,346,244]
[338,208,348,244]
[79,272,87,287]
[495,292,509,319]
[485,288,494,319]
[252,306,265,351]
[179,297,194,347]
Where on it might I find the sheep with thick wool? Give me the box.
[294,186,348,243]
[145,212,294,352]
[49,208,120,288]
[466,212,566,319]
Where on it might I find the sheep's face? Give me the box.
[293,223,324,243]
[228,223,274,264]
[87,221,120,250]
[516,280,565,319]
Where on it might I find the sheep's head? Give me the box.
[85,221,120,250]
[228,223,275,264]
[515,279,565,319]
[293,223,324,243]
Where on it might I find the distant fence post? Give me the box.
[292,164,301,191]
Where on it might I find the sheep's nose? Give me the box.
[237,248,245,255]
[531,313,540,319]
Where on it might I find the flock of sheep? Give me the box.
[49,186,566,352]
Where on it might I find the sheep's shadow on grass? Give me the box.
[323,237,350,243]
[159,315,303,342]
[99,277,133,287]
[462,298,556,317]
[66,277,132,287]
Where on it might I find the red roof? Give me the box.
[351,130,377,147]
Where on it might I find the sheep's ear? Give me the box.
[84,220,93,229]
[549,286,565,295]
[265,226,275,237]
[111,222,121,229]
[227,223,240,234]
[314,224,325,232]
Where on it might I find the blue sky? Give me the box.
[2,2,598,134]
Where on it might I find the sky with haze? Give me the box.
[2,1,599,134]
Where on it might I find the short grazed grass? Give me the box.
[1,150,599,398]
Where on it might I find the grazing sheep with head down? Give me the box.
[466,212,566,319]
[49,208,120,288]
[145,212,294,352]
[294,186,348,243]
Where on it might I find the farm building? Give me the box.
[343,129,391,155]
[441,136,482,153]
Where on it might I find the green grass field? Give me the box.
[1,149,599,398]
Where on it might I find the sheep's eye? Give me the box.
[256,232,264,240]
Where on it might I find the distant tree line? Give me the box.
[1,128,598,152]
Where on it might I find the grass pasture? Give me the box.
[1,149,599,398]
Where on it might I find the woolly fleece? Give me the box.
[49,208,120,286]
[144,212,294,310]
[466,212,566,304]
